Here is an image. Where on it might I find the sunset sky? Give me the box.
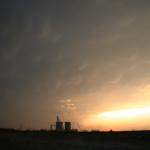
[1,0,150,131]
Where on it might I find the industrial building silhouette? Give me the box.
[50,115,72,131]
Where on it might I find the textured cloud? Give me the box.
[60,99,77,111]
[1,0,150,129]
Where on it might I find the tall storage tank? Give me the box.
[65,122,71,131]
[56,121,63,131]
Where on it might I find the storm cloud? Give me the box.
[1,0,150,129]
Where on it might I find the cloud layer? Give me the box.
[1,0,150,129]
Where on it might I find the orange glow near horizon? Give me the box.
[99,107,150,119]
[82,107,150,131]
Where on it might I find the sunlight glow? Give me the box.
[81,106,150,131]
[100,107,150,119]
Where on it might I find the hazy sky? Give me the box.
[1,0,150,130]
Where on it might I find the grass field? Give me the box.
[0,129,150,150]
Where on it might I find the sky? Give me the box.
[1,0,150,131]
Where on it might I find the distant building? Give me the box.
[56,121,63,131]
[65,122,71,131]
[55,115,64,131]
[52,115,75,132]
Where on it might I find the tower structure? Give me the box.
[56,115,63,131]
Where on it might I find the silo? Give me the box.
[56,121,63,131]
[65,122,71,131]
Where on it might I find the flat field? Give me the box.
[0,129,150,150]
